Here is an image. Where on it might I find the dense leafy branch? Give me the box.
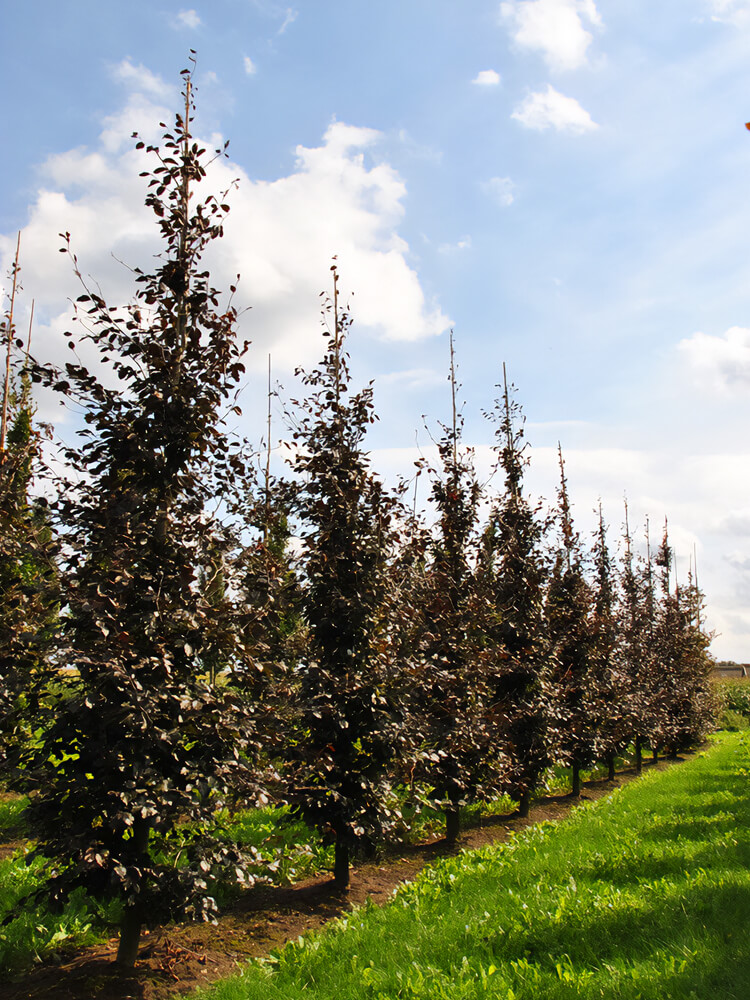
[18,64,258,968]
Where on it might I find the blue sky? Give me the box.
[3,0,750,657]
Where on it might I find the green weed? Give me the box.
[0,848,117,974]
[0,794,28,840]
[224,805,334,885]
[714,679,750,727]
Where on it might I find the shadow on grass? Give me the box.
[478,878,750,1000]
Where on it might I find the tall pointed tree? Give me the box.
[0,285,58,771]
[589,504,628,780]
[408,333,498,844]
[234,357,304,684]
[545,446,596,797]
[481,367,550,816]
[640,517,666,761]
[19,67,256,966]
[285,268,401,889]
[653,521,714,754]
[618,502,657,774]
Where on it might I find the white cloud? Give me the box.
[110,59,174,100]
[0,68,450,403]
[472,69,502,86]
[716,509,750,536]
[438,235,472,253]
[679,326,750,392]
[279,7,297,33]
[482,176,515,206]
[379,368,445,389]
[396,129,443,165]
[708,0,750,25]
[175,9,201,29]
[243,56,257,75]
[511,84,598,133]
[500,0,602,72]
[214,121,451,358]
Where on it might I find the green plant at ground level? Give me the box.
[0,849,118,974]
[0,804,328,976]
[186,733,750,1000]
[0,788,526,977]
[0,794,27,838]
[223,806,333,886]
[715,679,750,731]
[720,708,749,732]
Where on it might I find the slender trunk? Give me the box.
[116,816,150,966]
[334,831,350,890]
[445,807,460,845]
[116,906,143,967]
[607,755,616,782]
[635,736,642,775]
[571,762,581,798]
[264,354,272,544]
[517,789,531,818]
[1,232,21,457]
[652,746,659,764]
[172,77,192,390]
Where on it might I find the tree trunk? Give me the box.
[116,906,142,967]
[334,832,350,890]
[116,816,150,966]
[635,736,642,775]
[517,789,531,818]
[571,762,581,797]
[652,746,659,764]
[607,756,616,782]
[445,807,460,845]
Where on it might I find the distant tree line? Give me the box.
[0,69,715,968]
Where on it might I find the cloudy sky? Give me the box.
[3,0,750,659]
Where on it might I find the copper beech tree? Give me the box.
[480,369,550,816]
[0,253,57,769]
[409,335,501,845]
[651,522,714,755]
[285,270,401,889]
[545,447,597,798]
[589,504,628,781]
[19,67,257,967]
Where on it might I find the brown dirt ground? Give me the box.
[3,758,684,1000]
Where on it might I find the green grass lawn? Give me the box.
[187,733,750,1000]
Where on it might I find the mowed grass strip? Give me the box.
[189,733,750,1000]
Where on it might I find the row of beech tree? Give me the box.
[0,72,714,968]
